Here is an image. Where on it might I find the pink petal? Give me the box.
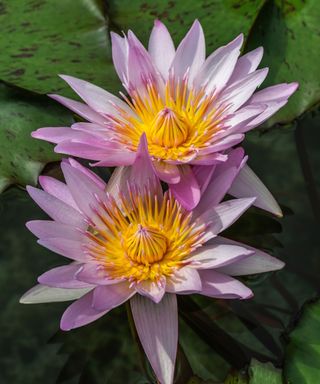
[188,243,253,269]
[75,263,124,286]
[199,270,253,299]
[203,133,244,153]
[189,152,228,165]
[250,82,299,103]
[49,94,107,125]
[170,20,205,83]
[153,161,180,184]
[111,32,129,84]
[193,165,216,194]
[195,197,256,242]
[211,236,285,276]
[37,238,87,261]
[227,47,264,85]
[244,100,287,130]
[60,290,108,330]
[195,34,243,93]
[32,127,77,144]
[135,278,166,303]
[194,148,245,216]
[65,158,106,190]
[229,164,282,217]
[20,284,92,304]
[90,150,136,166]
[130,294,178,384]
[148,20,175,80]
[38,176,78,210]
[170,165,200,210]
[166,267,202,294]
[59,75,132,116]
[27,186,84,227]
[38,263,91,288]
[92,283,134,310]
[26,220,82,241]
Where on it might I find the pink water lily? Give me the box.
[32,19,298,210]
[20,137,284,384]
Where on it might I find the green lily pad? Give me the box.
[245,0,320,126]
[284,300,320,383]
[108,0,266,48]
[0,84,72,192]
[0,0,120,96]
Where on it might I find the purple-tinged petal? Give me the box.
[37,238,88,261]
[229,164,282,217]
[249,82,299,103]
[193,165,216,194]
[26,220,82,241]
[188,243,253,270]
[194,148,245,216]
[195,34,243,93]
[203,133,244,153]
[90,151,136,166]
[92,282,135,311]
[59,75,132,116]
[166,267,202,294]
[75,263,124,286]
[65,158,106,190]
[199,270,253,299]
[219,68,269,112]
[170,165,200,210]
[227,47,264,85]
[20,284,92,304]
[212,236,285,276]
[153,161,180,184]
[135,278,166,304]
[130,294,178,384]
[32,127,77,144]
[38,263,91,288]
[190,152,228,165]
[61,161,106,218]
[244,100,287,130]
[27,186,84,227]
[60,290,108,330]
[195,198,256,242]
[48,94,107,125]
[170,20,205,83]
[111,32,129,84]
[148,20,175,80]
[38,176,78,210]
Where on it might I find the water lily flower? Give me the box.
[32,19,298,209]
[20,137,284,384]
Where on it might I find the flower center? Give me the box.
[151,107,189,147]
[124,224,168,265]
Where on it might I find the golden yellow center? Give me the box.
[111,80,228,161]
[84,187,205,283]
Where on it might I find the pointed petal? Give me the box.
[199,270,253,299]
[193,165,216,194]
[170,20,205,82]
[38,263,91,288]
[229,164,282,217]
[27,186,84,227]
[131,294,178,384]
[111,32,129,84]
[75,262,124,286]
[228,47,264,85]
[170,165,200,210]
[153,161,180,184]
[65,157,106,190]
[188,243,253,269]
[195,198,256,242]
[49,94,107,125]
[37,237,87,261]
[211,236,285,275]
[60,290,108,330]
[32,127,76,144]
[149,20,175,79]
[92,282,134,310]
[250,82,299,103]
[135,278,166,303]
[20,284,92,304]
[195,34,243,93]
[26,220,82,241]
[166,267,202,294]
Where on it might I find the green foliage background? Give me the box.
[0,0,319,383]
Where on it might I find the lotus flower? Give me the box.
[21,137,284,384]
[32,19,298,210]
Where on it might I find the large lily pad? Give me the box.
[0,0,120,95]
[0,84,72,191]
[108,0,266,48]
[245,0,320,126]
[284,300,320,383]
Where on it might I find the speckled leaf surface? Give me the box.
[108,0,266,49]
[0,0,120,96]
[285,301,320,384]
[246,0,320,126]
[0,85,72,192]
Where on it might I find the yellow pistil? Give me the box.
[85,187,205,283]
[110,79,228,161]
